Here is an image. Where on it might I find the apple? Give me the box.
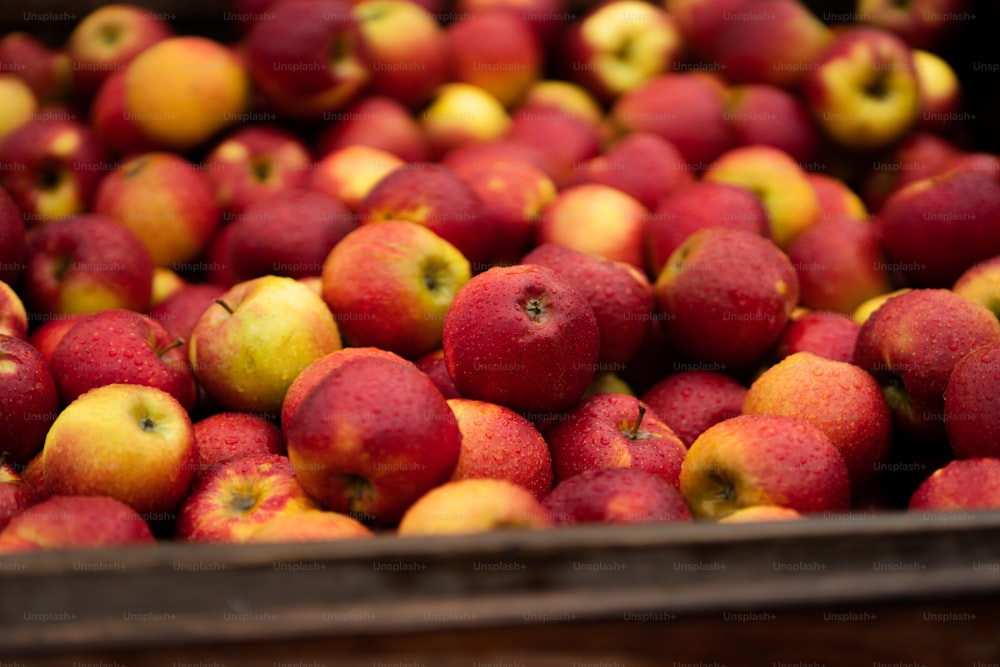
[773,310,861,364]
[189,275,343,414]
[203,125,312,220]
[744,351,893,497]
[419,82,512,159]
[640,370,747,448]
[709,0,834,88]
[785,216,894,315]
[94,152,221,269]
[717,505,804,524]
[353,0,448,109]
[942,341,1000,459]
[0,118,111,224]
[123,36,250,150]
[543,467,692,526]
[521,243,655,365]
[149,267,186,308]
[663,0,746,60]
[570,132,692,211]
[0,459,36,531]
[193,411,285,475]
[0,74,37,142]
[536,183,649,270]
[876,166,1000,288]
[679,414,851,519]
[49,309,197,412]
[246,0,370,119]
[21,214,154,316]
[415,349,461,400]
[859,130,961,213]
[175,453,320,543]
[802,27,920,150]
[321,220,470,359]
[285,354,463,525]
[0,336,59,465]
[608,72,731,171]
[504,106,602,187]
[518,79,605,129]
[315,95,431,163]
[912,49,962,131]
[723,83,820,165]
[454,0,569,43]
[0,495,154,552]
[0,281,27,340]
[440,138,552,182]
[200,223,240,288]
[0,33,72,103]
[654,227,800,374]
[561,0,683,104]
[645,181,768,278]
[227,188,357,282]
[807,172,869,224]
[27,314,85,366]
[88,68,154,156]
[43,383,197,516]
[447,397,553,499]
[853,289,1000,445]
[702,145,821,250]
[358,162,491,269]
[855,0,973,50]
[546,392,688,488]
[66,3,174,100]
[244,510,374,543]
[952,256,1000,318]
[148,282,228,363]
[852,288,911,325]
[908,458,1000,511]
[397,478,552,535]
[443,264,600,415]
[451,156,557,267]
[308,144,404,211]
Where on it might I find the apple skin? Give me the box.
[66,3,174,100]
[663,0,746,60]
[353,0,449,109]
[203,125,312,219]
[876,166,1000,288]
[150,267,186,308]
[0,33,72,104]
[542,467,692,526]
[50,309,197,413]
[244,510,374,543]
[358,163,492,270]
[148,282,228,363]
[19,453,47,503]
[93,152,221,269]
[419,82,512,159]
[315,95,431,163]
[454,0,568,43]
[397,478,553,535]
[654,227,800,374]
[646,181,768,279]
[785,216,894,315]
[640,370,747,449]
[175,453,321,543]
[0,118,111,224]
[743,351,893,498]
[860,131,961,213]
[0,461,36,531]
[228,188,357,282]
[308,144,404,212]
[521,243,655,366]
[27,314,86,366]
[0,495,154,552]
[952,256,1000,318]
[443,264,600,416]
[802,27,920,151]
[0,281,27,340]
[321,220,471,359]
[440,138,552,183]
[0,186,25,286]
[22,214,154,317]
[415,349,462,400]
[717,505,804,524]
[679,414,851,519]
[853,289,1000,444]
[570,132,692,211]
[246,0,370,119]
[913,49,962,132]
[504,106,601,187]
[193,412,286,475]
[773,310,861,364]
[43,383,198,516]
[447,397,553,500]
[0,335,59,465]
[547,392,688,490]
[286,354,463,526]
[537,183,649,271]
[189,275,343,414]
[0,74,37,144]
[89,68,154,157]
[908,458,1000,512]
[724,83,820,165]
[942,341,1000,459]
[123,36,250,150]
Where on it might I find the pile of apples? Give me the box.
[1,0,999,552]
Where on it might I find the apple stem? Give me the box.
[158,338,185,356]
[629,404,647,440]
[214,299,235,315]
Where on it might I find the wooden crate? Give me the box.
[4,511,1000,666]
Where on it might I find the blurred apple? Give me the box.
[0,33,72,103]
[397,478,552,535]
[543,467,692,526]
[0,74,37,142]
[717,505,804,524]
[0,495,154,552]
[772,310,861,364]
[308,144,404,211]
[504,106,602,186]
[455,0,569,42]
[27,314,85,366]
[414,349,461,400]
[912,49,962,132]
[0,459,36,531]
[43,383,197,516]
[420,82,512,158]
[518,79,604,129]
[909,458,1000,511]
[640,370,746,448]
[724,83,820,164]
[149,267,185,308]
[943,341,1000,459]
[89,69,153,156]
[315,95,431,163]
[0,335,59,465]
[244,509,374,543]
[952,256,1000,318]
[0,281,27,340]
[856,0,973,50]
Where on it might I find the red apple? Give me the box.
[504,106,601,186]
[0,460,35,531]
[640,370,747,448]
[414,349,461,399]
[943,341,1000,459]
[315,95,431,163]
[27,314,86,366]
[193,411,285,475]
[397,478,552,535]
[543,467,692,526]
[773,310,861,364]
[244,509,374,542]
[952,255,1000,319]
[89,68,153,156]
[856,0,973,50]
[0,335,59,465]
[0,33,72,104]
[0,281,27,340]
[0,495,154,551]
[909,458,1000,511]
[717,505,804,523]
[147,282,228,363]
[454,0,569,43]
[724,83,820,164]
[443,264,600,415]
[0,187,25,286]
